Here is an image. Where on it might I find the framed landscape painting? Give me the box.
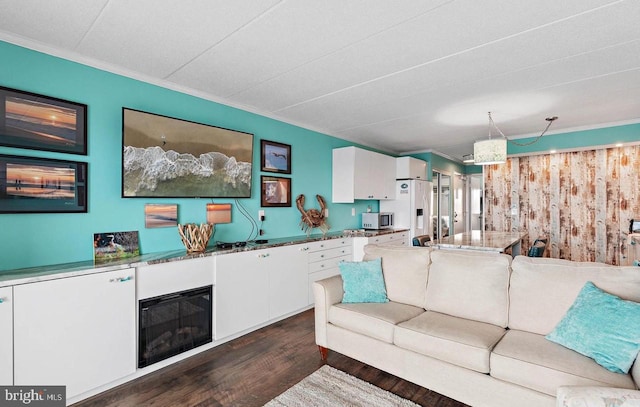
[261,140,291,174]
[0,86,87,155]
[0,154,87,213]
[122,108,253,198]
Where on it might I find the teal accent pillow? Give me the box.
[339,258,389,303]
[546,281,640,374]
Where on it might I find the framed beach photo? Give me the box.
[0,154,87,213]
[0,86,87,155]
[261,176,291,207]
[144,204,178,228]
[261,140,291,174]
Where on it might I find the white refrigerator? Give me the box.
[380,179,433,245]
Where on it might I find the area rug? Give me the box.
[264,365,420,407]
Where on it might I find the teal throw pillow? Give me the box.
[339,258,389,303]
[546,281,640,374]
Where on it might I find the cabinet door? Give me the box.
[353,148,377,199]
[214,251,269,340]
[14,269,136,399]
[0,286,12,385]
[353,149,396,200]
[377,154,397,200]
[268,245,308,319]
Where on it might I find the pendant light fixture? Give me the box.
[473,112,558,165]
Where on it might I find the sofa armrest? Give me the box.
[556,386,640,406]
[313,275,343,347]
[633,354,640,389]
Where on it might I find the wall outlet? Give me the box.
[351,207,356,216]
[324,208,329,217]
[258,210,265,221]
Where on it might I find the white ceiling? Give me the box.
[1,0,639,161]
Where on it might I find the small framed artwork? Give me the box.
[261,176,291,207]
[0,154,87,213]
[206,203,232,224]
[0,86,87,155]
[261,139,291,174]
[93,231,140,263]
[144,204,178,228]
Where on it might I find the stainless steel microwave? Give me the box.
[362,212,394,230]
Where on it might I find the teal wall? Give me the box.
[508,122,640,155]
[404,152,467,181]
[0,41,375,271]
[2,40,638,271]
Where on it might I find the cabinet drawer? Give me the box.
[309,254,352,274]
[305,238,351,252]
[137,257,214,299]
[308,246,352,263]
[368,232,407,244]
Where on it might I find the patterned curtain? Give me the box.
[484,146,640,265]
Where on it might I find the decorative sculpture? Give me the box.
[295,194,330,236]
[178,223,213,253]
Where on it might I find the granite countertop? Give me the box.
[0,228,408,287]
[435,231,527,252]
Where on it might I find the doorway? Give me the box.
[431,171,451,240]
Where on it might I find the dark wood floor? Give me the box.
[73,309,467,407]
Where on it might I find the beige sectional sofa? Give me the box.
[313,244,640,407]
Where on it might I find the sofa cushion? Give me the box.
[491,330,637,397]
[363,244,430,308]
[394,311,506,373]
[329,301,424,343]
[339,258,389,303]
[546,281,640,374]
[556,386,640,407]
[425,249,511,327]
[509,256,640,335]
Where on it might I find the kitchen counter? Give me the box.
[0,228,408,287]
[435,231,527,257]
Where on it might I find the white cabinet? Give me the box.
[137,257,214,299]
[215,250,269,340]
[305,238,352,305]
[215,245,307,340]
[13,269,136,399]
[0,286,12,385]
[396,156,427,180]
[332,146,396,203]
[352,231,410,260]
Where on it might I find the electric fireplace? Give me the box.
[138,285,212,368]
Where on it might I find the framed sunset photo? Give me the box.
[0,86,87,155]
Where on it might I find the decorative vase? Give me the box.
[178,223,213,253]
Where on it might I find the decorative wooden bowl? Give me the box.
[178,223,213,253]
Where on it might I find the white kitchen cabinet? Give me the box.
[268,245,308,318]
[396,156,427,180]
[214,250,269,340]
[214,245,307,340]
[13,269,136,399]
[352,231,410,260]
[332,146,396,203]
[306,238,352,305]
[0,286,12,385]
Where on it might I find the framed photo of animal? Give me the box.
[260,139,291,174]
[93,230,140,263]
[261,176,291,207]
